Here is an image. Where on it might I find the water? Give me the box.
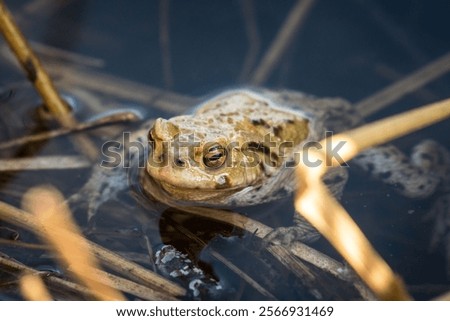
[1,0,449,300]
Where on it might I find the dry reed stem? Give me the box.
[84,233,182,297]
[0,111,140,150]
[0,244,175,300]
[0,0,71,123]
[82,267,177,301]
[0,253,93,299]
[295,163,410,300]
[175,206,374,299]
[167,215,278,299]
[0,2,99,161]
[0,198,186,298]
[328,98,450,165]
[250,0,316,85]
[374,64,437,102]
[0,156,90,171]
[355,51,450,117]
[0,44,197,114]
[45,62,197,114]
[294,98,450,300]
[211,250,277,299]
[22,186,126,301]
[287,242,376,300]
[0,239,48,250]
[239,0,261,82]
[30,40,105,68]
[19,273,53,300]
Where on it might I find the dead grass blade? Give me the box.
[0,42,197,114]
[329,98,450,164]
[355,52,450,117]
[211,250,277,299]
[85,268,177,301]
[165,214,277,299]
[0,1,99,160]
[19,273,53,300]
[0,253,93,299]
[250,0,316,85]
[0,191,185,299]
[0,239,48,250]
[49,63,196,114]
[29,40,105,68]
[294,98,450,300]
[176,206,374,300]
[0,156,90,171]
[0,111,140,150]
[0,0,70,120]
[22,186,126,300]
[238,0,261,82]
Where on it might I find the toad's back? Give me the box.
[142,89,354,206]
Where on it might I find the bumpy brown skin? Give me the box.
[70,87,449,251]
[143,89,348,207]
[143,88,449,210]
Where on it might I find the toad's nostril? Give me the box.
[175,158,185,167]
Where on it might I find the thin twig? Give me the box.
[0,44,197,114]
[0,238,48,250]
[212,250,277,299]
[294,98,450,300]
[355,52,450,117]
[374,64,438,102]
[0,156,90,171]
[167,215,277,299]
[0,199,186,298]
[330,98,450,163]
[158,204,374,299]
[238,0,261,82]
[295,165,411,300]
[49,62,197,114]
[0,253,93,299]
[249,0,316,85]
[81,268,177,301]
[0,0,71,122]
[23,186,126,300]
[30,40,105,68]
[287,242,376,300]
[0,111,140,150]
[353,0,426,63]
[0,1,99,161]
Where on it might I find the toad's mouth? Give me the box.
[141,170,248,205]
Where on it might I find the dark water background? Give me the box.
[1,0,450,300]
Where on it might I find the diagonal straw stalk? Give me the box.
[295,98,450,300]
[0,0,72,125]
[0,1,98,160]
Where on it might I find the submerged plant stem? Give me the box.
[0,0,71,123]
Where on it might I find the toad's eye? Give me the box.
[203,143,227,169]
